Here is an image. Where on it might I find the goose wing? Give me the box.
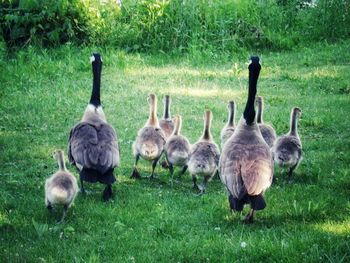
[68,122,120,174]
[220,144,273,198]
[240,146,273,196]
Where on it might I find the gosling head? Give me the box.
[148,93,157,105]
[52,149,64,161]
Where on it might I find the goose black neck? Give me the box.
[90,53,102,107]
[228,101,235,126]
[163,96,170,119]
[290,110,298,135]
[244,57,261,125]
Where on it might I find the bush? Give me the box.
[0,0,349,52]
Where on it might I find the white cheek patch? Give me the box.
[90,56,95,63]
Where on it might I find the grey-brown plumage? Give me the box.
[164,115,191,183]
[131,94,166,179]
[272,107,302,179]
[188,111,220,194]
[219,57,273,223]
[220,100,236,148]
[45,150,78,223]
[68,53,120,201]
[159,95,174,140]
[256,96,276,148]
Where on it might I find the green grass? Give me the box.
[0,41,350,262]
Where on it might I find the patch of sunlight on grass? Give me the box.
[150,86,244,98]
[171,87,243,98]
[314,220,350,235]
[292,66,342,80]
[125,66,238,79]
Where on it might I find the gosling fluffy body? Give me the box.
[164,115,191,178]
[272,107,302,178]
[45,150,78,223]
[188,111,220,194]
[132,93,166,179]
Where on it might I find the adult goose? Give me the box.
[219,57,273,223]
[68,53,120,201]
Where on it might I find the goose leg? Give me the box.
[192,175,199,190]
[161,159,169,169]
[288,163,298,180]
[46,201,54,213]
[80,177,86,194]
[57,205,68,224]
[168,163,174,187]
[243,209,255,224]
[150,156,161,179]
[198,175,210,195]
[102,184,113,201]
[131,154,141,179]
[180,165,188,177]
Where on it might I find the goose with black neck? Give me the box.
[68,53,120,201]
[219,56,273,223]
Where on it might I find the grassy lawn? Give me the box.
[0,41,349,262]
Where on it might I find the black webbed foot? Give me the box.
[102,185,113,202]
[161,160,169,169]
[131,168,141,179]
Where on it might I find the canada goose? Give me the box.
[272,107,302,179]
[45,150,78,223]
[68,53,120,201]
[219,57,273,223]
[188,110,220,195]
[159,95,174,139]
[159,95,174,168]
[164,115,191,183]
[131,93,166,179]
[220,100,236,148]
[256,96,276,148]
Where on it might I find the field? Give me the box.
[0,41,350,262]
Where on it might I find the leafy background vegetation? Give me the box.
[0,0,349,262]
[1,0,349,52]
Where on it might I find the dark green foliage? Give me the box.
[1,0,349,51]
